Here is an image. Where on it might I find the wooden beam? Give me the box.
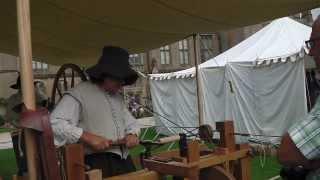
[187,140,200,163]
[144,159,197,177]
[64,144,86,180]
[86,169,103,180]
[199,149,249,169]
[153,149,180,158]
[234,144,251,180]
[193,34,204,125]
[105,170,160,180]
[216,121,236,152]
[16,0,38,179]
[186,140,200,180]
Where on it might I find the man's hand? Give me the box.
[125,134,139,148]
[80,131,112,151]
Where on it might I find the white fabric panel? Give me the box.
[150,78,198,135]
[225,60,307,142]
[150,59,307,143]
[199,68,227,129]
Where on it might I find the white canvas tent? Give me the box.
[149,17,311,142]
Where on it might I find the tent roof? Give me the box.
[150,17,312,80]
[0,1,319,66]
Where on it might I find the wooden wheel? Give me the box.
[49,63,87,110]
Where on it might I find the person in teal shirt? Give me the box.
[278,16,320,180]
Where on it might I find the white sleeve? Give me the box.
[50,95,83,147]
[123,107,141,136]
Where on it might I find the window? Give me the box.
[129,54,144,65]
[200,35,214,62]
[129,54,144,72]
[32,60,48,71]
[179,40,189,65]
[160,45,170,65]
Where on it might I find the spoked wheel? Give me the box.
[49,63,87,110]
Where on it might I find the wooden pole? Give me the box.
[143,51,151,106]
[193,34,204,125]
[16,0,38,179]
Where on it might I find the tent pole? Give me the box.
[17,0,38,179]
[193,34,204,126]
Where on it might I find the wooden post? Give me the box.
[16,0,38,179]
[234,144,251,180]
[64,144,86,180]
[143,51,151,107]
[216,121,236,152]
[193,34,204,126]
[186,140,200,180]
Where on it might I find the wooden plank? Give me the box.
[12,175,28,180]
[86,169,103,180]
[64,144,86,180]
[234,144,251,180]
[144,159,197,177]
[154,143,208,159]
[153,149,180,158]
[105,170,159,180]
[216,121,236,152]
[200,166,236,180]
[199,149,249,169]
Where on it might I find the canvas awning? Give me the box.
[1,0,319,66]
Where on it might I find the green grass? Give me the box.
[0,128,12,133]
[0,149,17,180]
[0,128,17,180]
[252,155,282,180]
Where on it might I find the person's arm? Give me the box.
[278,133,310,167]
[51,95,112,151]
[50,95,83,146]
[123,107,140,148]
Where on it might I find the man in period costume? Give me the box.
[50,46,140,178]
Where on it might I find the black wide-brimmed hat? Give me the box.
[86,46,138,85]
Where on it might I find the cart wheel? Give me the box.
[49,63,87,110]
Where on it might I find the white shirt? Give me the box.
[50,82,140,157]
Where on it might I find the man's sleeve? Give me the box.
[288,107,320,160]
[123,107,140,136]
[50,95,83,147]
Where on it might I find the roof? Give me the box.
[0,1,319,66]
